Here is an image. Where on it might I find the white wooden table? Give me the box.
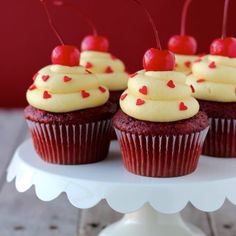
[0,109,236,236]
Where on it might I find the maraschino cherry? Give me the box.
[51,45,80,66]
[143,48,175,71]
[132,0,175,71]
[210,0,236,58]
[52,0,109,53]
[40,0,80,66]
[81,35,109,52]
[168,0,197,55]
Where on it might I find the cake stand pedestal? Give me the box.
[7,140,236,236]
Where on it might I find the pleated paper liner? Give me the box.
[202,118,236,158]
[27,119,112,165]
[115,128,209,177]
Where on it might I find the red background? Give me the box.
[1,0,236,107]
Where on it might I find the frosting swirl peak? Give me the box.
[187,55,236,102]
[26,65,109,113]
[120,70,199,122]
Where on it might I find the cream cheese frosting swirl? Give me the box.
[80,51,129,91]
[175,54,198,74]
[187,55,236,102]
[26,65,109,113]
[120,70,199,122]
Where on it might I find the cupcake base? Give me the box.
[113,110,209,177]
[199,100,236,158]
[109,90,124,140]
[109,90,123,105]
[202,118,236,157]
[24,103,116,165]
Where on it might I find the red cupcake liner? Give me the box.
[115,128,209,177]
[26,119,112,165]
[202,118,236,157]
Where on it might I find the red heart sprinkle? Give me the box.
[111,55,117,60]
[105,66,113,73]
[184,61,191,68]
[167,80,176,88]
[63,76,72,82]
[194,58,202,63]
[43,91,51,99]
[29,84,37,91]
[190,85,195,93]
[130,72,137,78]
[136,98,145,106]
[139,85,148,95]
[85,62,93,69]
[175,63,179,67]
[209,61,216,69]
[197,79,206,83]
[81,90,90,98]
[42,75,50,82]
[120,93,128,101]
[179,102,188,111]
[99,86,106,93]
[32,73,38,81]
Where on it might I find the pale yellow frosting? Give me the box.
[27,65,109,113]
[80,51,129,91]
[120,70,199,122]
[187,55,236,102]
[175,54,198,74]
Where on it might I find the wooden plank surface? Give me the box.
[0,109,26,188]
[0,109,79,236]
[208,200,236,236]
[0,109,236,236]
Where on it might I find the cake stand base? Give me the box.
[99,204,205,236]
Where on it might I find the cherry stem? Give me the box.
[53,0,98,36]
[132,0,161,49]
[180,0,192,35]
[40,0,65,45]
[222,0,230,38]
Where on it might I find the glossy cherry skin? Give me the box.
[51,45,80,66]
[168,35,197,55]
[210,37,236,58]
[143,48,175,71]
[81,35,109,52]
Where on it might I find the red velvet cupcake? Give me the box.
[186,0,236,157]
[187,54,236,157]
[25,45,116,165]
[113,48,209,177]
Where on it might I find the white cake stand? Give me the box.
[7,139,236,236]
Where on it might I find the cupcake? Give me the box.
[80,35,129,106]
[186,0,236,157]
[25,45,116,164]
[113,46,209,177]
[187,41,236,157]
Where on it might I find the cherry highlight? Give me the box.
[40,0,65,45]
[180,0,193,35]
[132,0,161,50]
[222,0,230,38]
